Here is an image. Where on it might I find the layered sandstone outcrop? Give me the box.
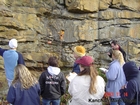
[0,0,139,69]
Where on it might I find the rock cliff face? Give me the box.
[0,0,140,69]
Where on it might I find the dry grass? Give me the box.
[0,70,8,92]
[0,70,9,105]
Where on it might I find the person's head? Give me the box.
[9,38,18,49]
[112,50,125,65]
[110,40,119,50]
[73,46,86,59]
[12,64,38,89]
[76,56,98,94]
[48,56,58,67]
[123,61,140,81]
[76,56,93,72]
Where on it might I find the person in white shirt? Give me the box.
[68,56,105,105]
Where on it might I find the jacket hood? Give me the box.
[48,66,60,75]
[123,61,140,81]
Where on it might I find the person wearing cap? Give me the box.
[105,50,126,105]
[120,61,140,105]
[72,45,86,74]
[68,56,105,105]
[0,38,25,87]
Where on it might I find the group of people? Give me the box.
[0,38,140,105]
[107,40,140,105]
[0,39,66,105]
[68,41,140,105]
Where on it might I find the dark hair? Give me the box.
[111,40,118,45]
[108,49,113,58]
[48,56,58,67]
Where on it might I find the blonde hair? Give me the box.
[112,50,125,66]
[12,64,38,89]
[79,64,98,94]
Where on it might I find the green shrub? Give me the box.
[61,80,71,105]
[97,69,107,83]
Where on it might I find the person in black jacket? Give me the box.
[108,40,127,62]
[120,61,140,105]
[39,56,66,105]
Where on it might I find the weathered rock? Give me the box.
[99,0,112,10]
[112,0,140,12]
[0,0,139,69]
[65,0,99,13]
[128,24,140,39]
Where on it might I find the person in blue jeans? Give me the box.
[105,50,126,105]
[0,38,25,87]
[42,99,60,105]
[39,56,66,105]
